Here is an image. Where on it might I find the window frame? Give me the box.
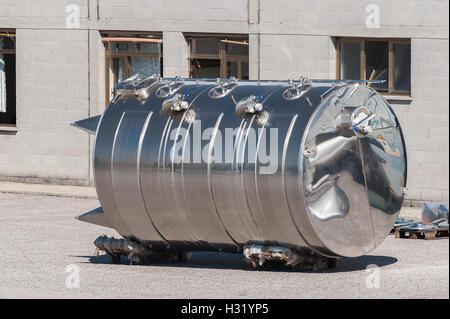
[186,34,249,80]
[336,37,411,96]
[102,32,163,105]
[0,30,16,128]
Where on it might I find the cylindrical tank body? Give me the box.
[93,76,407,258]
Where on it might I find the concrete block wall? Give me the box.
[257,0,448,39]
[394,38,449,204]
[248,34,260,80]
[259,35,336,80]
[89,30,106,116]
[163,32,190,78]
[97,0,249,32]
[0,0,448,201]
[0,29,90,185]
[0,0,89,29]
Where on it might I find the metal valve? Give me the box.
[162,93,190,116]
[352,110,375,137]
[353,124,373,135]
[170,94,189,111]
[235,95,264,118]
[335,106,374,138]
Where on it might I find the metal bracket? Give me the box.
[93,235,183,265]
[243,244,338,271]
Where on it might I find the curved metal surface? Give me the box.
[300,84,406,256]
[89,76,407,257]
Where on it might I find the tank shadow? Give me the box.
[320,255,398,273]
[74,251,397,273]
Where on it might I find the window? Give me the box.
[103,32,163,103]
[187,35,249,80]
[0,30,16,127]
[337,38,411,95]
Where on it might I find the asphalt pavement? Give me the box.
[0,192,448,298]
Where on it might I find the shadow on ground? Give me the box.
[73,251,397,273]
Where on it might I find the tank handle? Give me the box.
[115,74,160,101]
[208,77,238,99]
[282,77,312,101]
[155,76,185,98]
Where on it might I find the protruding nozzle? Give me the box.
[71,115,101,135]
[77,206,112,228]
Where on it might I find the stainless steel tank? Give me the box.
[73,75,407,265]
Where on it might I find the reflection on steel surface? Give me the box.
[73,75,407,265]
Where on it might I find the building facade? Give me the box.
[0,0,448,204]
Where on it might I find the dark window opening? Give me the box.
[191,59,220,78]
[0,31,16,126]
[340,42,360,81]
[365,41,389,91]
[393,43,411,92]
[337,38,411,95]
[187,35,249,80]
[102,32,163,104]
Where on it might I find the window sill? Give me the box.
[0,125,17,132]
[383,95,413,103]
